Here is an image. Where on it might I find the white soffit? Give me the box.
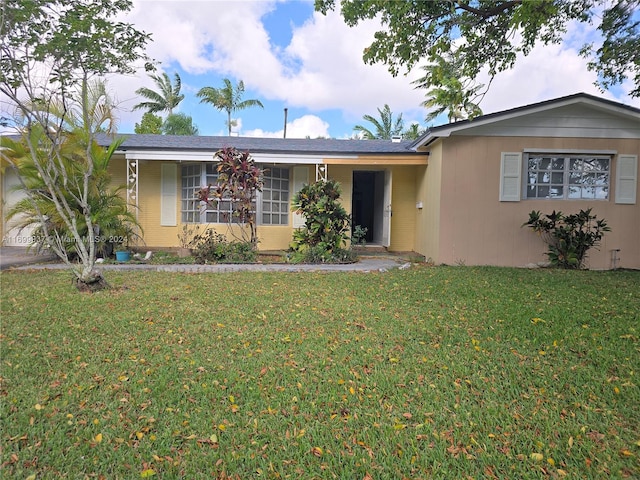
[122,151,357,164]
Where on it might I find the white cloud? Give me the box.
[475,20,640,114]
[101,1,639,134]
[244,114,330,138]
[121,1,425,120]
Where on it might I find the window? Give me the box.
[181,164,290,225]
[525,155,610,200]
[261,167,289,225]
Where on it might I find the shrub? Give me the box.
[523,208,611,269]
[191,229,257,264]
[289,180,352,263]
[288,245,357,264]
[351,225,368,246]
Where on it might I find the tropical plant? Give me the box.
[401,123,426,141]
[351,224,369,246]
[4,131,142,258]
[133,72,184,115]
[161,113,199,136]
[191,229,256,264]
[196,147,264,246]
[523,209,611,269]
[197,79,264,135]
[0,0,151,290]
[413,53,484,123]
[353,104,404,139]
[135,112,163,134]
[290,179,353,263]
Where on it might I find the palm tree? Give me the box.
[197,79,264,135]
[353,104,404,139]
[413,53,483,123]
[402,123,426,141]
[133,72,184,115]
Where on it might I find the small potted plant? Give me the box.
[115,249,130,262]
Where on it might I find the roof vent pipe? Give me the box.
[283,108,288,139]
[391,135,402,143]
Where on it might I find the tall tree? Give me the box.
[414,53,484,123]
[133,72,184,115]
[401,123,425,141]
[315,0,640,98]
[197,79,264,135]
[353,104,404,139]
[162,113,199,136]
[0,0,151,290]
[135,112,163,134]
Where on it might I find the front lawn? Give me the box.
[1,266,638,478]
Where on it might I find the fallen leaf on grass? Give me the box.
[530,453,544,461]
[311,446,323,457]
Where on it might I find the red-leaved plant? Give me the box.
[196,147,264,246]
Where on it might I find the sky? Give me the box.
[102,0,640,139]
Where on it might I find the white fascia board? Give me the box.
[124,151,215,161]
[252,153,357,164]
[123,150,357,164]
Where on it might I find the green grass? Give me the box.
[1,266,638,479]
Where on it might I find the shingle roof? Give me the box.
[96,133,418,155]
[411,92,640,148]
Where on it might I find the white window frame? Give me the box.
[181,164,290,226]
[523,153,611,200]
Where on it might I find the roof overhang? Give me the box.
[119,150,358,164]
[411,93,640,149]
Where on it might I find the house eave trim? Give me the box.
[122,150,358,164]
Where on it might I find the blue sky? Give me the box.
[107,0,640,139]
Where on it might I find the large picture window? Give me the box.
[181,164,289,225]
[526,155,610,200]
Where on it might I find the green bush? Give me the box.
[287,245,357,264]
[522,208,610,269]
[351,224,368,246]
[191,229,256,264]
[289,179,352,263]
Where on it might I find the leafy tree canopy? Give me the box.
[1,0,153,92]
[0,0,152,289]
[315,0,640,97]
[162,113,199,136]
[135,112,163,134]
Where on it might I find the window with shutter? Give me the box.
[615,155,637,204]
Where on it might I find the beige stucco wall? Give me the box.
[432,136,640,269]
[414,143,442,262]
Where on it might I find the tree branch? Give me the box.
[453,0,523,19]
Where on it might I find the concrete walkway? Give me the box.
[0,247,410,273]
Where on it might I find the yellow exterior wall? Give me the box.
[436,136,640,269]
[104,158,422,254]
[389,166,416,252]
[330,164,417,252]
[414,142,442,262]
